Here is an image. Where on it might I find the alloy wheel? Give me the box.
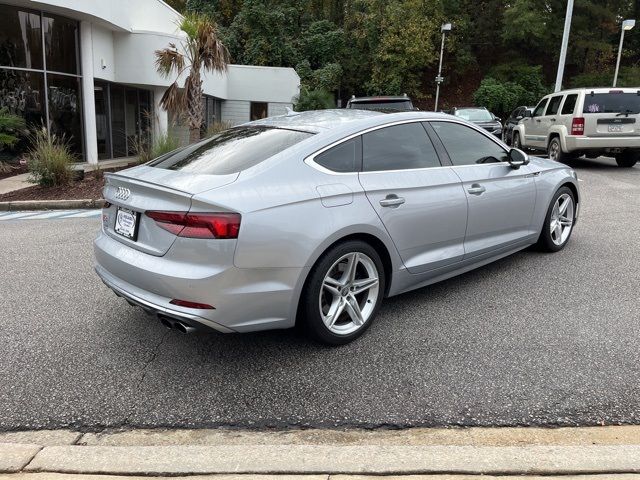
[319,252,380,335]
[513,134,520,149]
[550,193,574,246]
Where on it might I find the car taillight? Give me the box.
[571,117,584,135]
[145,211,241,239]
[170,299,215,309]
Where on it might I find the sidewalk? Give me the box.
[2,426,640,478]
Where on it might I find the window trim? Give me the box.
[305,118,511,175]
[533,98,550,117]
[545,95,564,116]
[305,119,449,175]
[560,93,579,115]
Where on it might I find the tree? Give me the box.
[155,13,229,143]
[294,87,335,111]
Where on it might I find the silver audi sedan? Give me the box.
[95,110,579,345]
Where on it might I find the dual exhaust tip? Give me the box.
[159,315,197,335]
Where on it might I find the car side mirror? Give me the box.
[523,110,532,118]
[508,148,529,169]
[516,115,523,121]
[495,117,501,122]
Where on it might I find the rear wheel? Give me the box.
[512,131,521,149]
[536,186,576,252]
[300,240,385,345]
[615,151,638,168]
[547,137,572,163]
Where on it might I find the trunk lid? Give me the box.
[103,165,238,256]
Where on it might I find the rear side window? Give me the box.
[546,96,563,116]
[431,121,508,166]
[315,137,360,173]
[149,127,313,175]
[561,94,578,115]
[362,123,441,171]
[533,99,548,117]
[582,93,640,114]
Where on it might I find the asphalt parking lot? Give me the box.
[1,156,639,432]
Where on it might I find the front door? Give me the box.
[357,122,468,274]
[429,121,537,258]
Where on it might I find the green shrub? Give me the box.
[205,121,233,138]
[0,107,27,173]
[293,88,335,111]
[134,133,180,164]
[26,128,75,187]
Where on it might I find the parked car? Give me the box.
[503,106,533,145]
[451,107,502,138]
[512,88,640,167]
[346,94,415,112]
[95,110,579,345]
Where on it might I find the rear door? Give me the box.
[558,93,579,134]
[357,121,468,274]
[542,94,565,144]
[429,120,537,258]
[581,90,640,138]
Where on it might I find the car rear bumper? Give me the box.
[94,232,307,333]
[565,135,640,152]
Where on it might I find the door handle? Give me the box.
[550,118,556,122]
[535,119,541,123]
[379,195,405,207]
[467,184,486,195]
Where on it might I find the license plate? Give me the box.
[608,125,624,132]
[114,207,138,240]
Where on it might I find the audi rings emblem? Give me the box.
[114,187,131,201]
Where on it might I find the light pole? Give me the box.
[554,0,574,92]
[434,22,451,112]
[613,19,636,87]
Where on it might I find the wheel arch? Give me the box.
[547,127,569,152]
[292,230,398,326]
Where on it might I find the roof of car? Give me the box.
[245,109,457,134]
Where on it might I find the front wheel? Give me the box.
[299,241,385,345]
[536,186,576,252]
[615,151,638,168]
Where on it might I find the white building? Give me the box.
[0,0,300,164]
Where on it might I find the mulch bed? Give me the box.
[0,167,128,202]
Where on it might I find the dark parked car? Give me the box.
[503,106,533,146]
[346,95,415,112]
[451,107,502,138]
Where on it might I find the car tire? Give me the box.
[299,240,385,346]
[512,131,521,149]
[615,151,638,168]
[535,186,576,252]
[547,137,571,163]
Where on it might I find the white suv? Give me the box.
[512,87,640,167]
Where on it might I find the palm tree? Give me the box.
[155,13,229,143]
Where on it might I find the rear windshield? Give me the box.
[582,93,640,114]
[454,109,493,122]
[349,100,413,111]
[149,127,313,175]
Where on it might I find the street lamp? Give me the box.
[434,22,452,112]
[613,19,636,87]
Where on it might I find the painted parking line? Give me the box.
[0,209,101,221]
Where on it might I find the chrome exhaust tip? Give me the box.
[173,321,197,335]
[159,316,174,330]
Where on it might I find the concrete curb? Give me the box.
[0,199,103,211]
[21,444,640,476]
[3,427,640,477]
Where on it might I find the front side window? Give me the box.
[150,127,313,175]
[431,121,508,166]
[546,96,563,116]
[315,137,360,173]
[533,99,549,117]
[362,122,441,172]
